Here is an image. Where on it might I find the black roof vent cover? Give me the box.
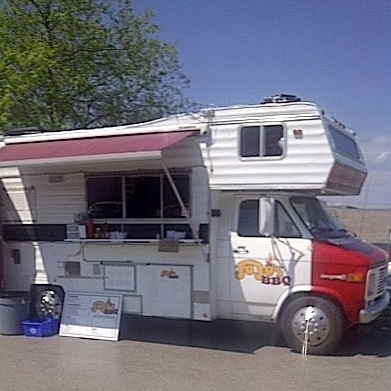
[262,94,301,104]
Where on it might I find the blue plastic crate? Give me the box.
[22,317,59,337]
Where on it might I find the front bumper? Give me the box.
[359,291,390,324]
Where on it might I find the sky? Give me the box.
[135,0,391,209]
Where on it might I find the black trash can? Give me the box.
[0,291,30,335]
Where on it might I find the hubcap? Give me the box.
[291,306,329,346]
[37,290,62,318]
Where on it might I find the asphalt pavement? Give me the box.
[0,314,390,391]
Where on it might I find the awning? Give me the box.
[0,131,194,166]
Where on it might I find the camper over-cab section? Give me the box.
[0,94,366,197]
[198,94,367,194]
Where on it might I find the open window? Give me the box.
[87,177,123,218]
[125,174,190,218]
[86,172,190,220]
[238,200,263,237]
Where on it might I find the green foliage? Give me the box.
[0,0,190,131]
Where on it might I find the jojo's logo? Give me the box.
[235,259,291,286]
[91,298,119,315]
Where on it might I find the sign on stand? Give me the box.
[59,292,123,341]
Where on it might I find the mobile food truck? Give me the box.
[0,94,388,353]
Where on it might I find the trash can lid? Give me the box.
[0,290,29,298]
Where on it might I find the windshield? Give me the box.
[290,196,347,239]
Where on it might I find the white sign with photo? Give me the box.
[60,292,123,341]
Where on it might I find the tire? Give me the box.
[280,295,344,355]
[30,284,65,319]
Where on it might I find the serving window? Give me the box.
[87,172,190,220]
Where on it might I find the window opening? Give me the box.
[87,172,190,220]
[87,177,122,218]
[240,126,260,157]
[290,196,344,239]
[275,202,301,238]
[126,176,160,218]
[238,199,300,238]
[240,125,284,158]
[238,200,263,237]
[264,125,284,156]
[327,124,362,162]
[163,175,190,218]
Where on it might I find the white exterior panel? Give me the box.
[201,118,335,191]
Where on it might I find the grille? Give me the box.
[367,265,387,303]
[375,266,388,295]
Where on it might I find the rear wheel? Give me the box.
[280,295,344,355]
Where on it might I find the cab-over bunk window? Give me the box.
[240,125,285,158]
[327,124,363,163]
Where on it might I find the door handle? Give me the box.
[233,246,248,254]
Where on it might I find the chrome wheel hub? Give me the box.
[291,306,330,346]
[37,290,62,317]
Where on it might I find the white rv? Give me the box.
[0,94,388,354]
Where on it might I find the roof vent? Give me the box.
[261,94,301,104]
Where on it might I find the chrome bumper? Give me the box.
[359,291,390,324]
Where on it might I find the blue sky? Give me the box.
[136,0,391,208]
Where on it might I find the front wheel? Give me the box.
[280,295,345,355]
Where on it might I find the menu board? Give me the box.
[59,292,123,341]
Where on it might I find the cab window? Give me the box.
[238,200,263,237]
[238,199,300,238]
